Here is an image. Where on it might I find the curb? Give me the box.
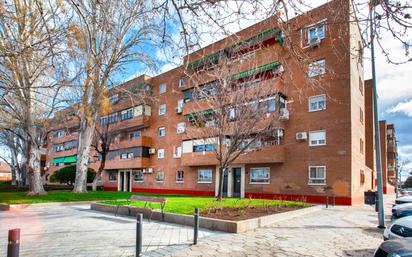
[91,203,321,233]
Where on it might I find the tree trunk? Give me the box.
[92,153,106,192]
[27,143,46,195]
[216,166,225,201]
[73,115,96,193]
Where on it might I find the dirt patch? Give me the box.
[200,205,305,221]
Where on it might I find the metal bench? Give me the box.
[115,195,167,221]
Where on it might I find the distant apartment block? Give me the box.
[43,0,397,205]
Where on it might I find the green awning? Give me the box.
[185,109,215,120]
[52,155,77,165]
[229,61,281,81]
[226,28,282,54]
[188,51,221,70]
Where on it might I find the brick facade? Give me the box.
[43,0,397,205]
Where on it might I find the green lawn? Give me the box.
[0,191,309,215]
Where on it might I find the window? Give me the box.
[198,169,212,183]
[178,78,185,88]
[307,23,325,44]
[109,94,119,104]
[159,83,166,94]
[158,127,166,137]
[159,104,166,115]
[173,146,182,158]
[129,131,141,140]
[109,172,117,182]
[193,144,216,152]
[157,149,165,159]
[134,169,143,182]
[359,77,363,95]
[156,171,164,182]
[250,167,270,184]
[360,170,365,185]
[360,108,364,124]
[120,152,133,159]
[360,138,364,154]
[109,113,117,124]
[308,166,326,185]
[100,116,108,125]
[308,59,326,77]
[258,97,276,113]
[120,108,133,120]
[176,170,184,183]
[309,95,326,112]
[228,107,236,120]
[177,122,186,134]
[54,144,64,152]
[309,130,326,146]
[54,130,65,138]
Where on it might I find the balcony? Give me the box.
[181,144,285,166]
[105,115,151,132]
[48,148,77,159]
[50,132,79,145]
[103,156,151,170]
[182,78,285,116]
[110,136,152,150]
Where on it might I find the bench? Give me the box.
[115,195,167,221]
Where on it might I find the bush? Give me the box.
[54,165,96,185]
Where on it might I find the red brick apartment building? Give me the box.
[43,0,397,205]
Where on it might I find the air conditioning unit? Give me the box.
[148,148,156,154]
[279,109,289,121]
[175,107,182,114]
[143,168,153,174]
[296,132,308,141]
[309,36,321,47]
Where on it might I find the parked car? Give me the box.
[393,204,412,220]
[384,216,412,240]
[396,196,412,205]
[374,238,412,257]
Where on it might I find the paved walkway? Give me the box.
[0,204,222,257]
[166,195,396,257]
[0,195,395,257]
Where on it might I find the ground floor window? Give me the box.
[198,169,212,183]
[156,171,165,182]
[176,170,184,183]
[250,167,270,184]
[134,169,143,182]
[308,166,326,185]
[108,171,117,182]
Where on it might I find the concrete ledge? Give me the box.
[91,203,321,233]
[0,203,10,211]
[0,201,95,211]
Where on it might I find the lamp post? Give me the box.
[369,0,385,228]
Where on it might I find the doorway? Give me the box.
[232,168,241,198]
[118,170,132,192]
[221,167,242,198]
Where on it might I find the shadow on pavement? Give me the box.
[343,248,376,257]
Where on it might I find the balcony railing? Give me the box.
[181,144,285,166]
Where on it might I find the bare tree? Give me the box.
[67,0,160,192]
[0,0,67,194]
[183,44,288,200]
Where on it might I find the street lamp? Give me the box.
[369,0,385,228]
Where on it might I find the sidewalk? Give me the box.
[164,194,395,257]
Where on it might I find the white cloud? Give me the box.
[388,99,412,117]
